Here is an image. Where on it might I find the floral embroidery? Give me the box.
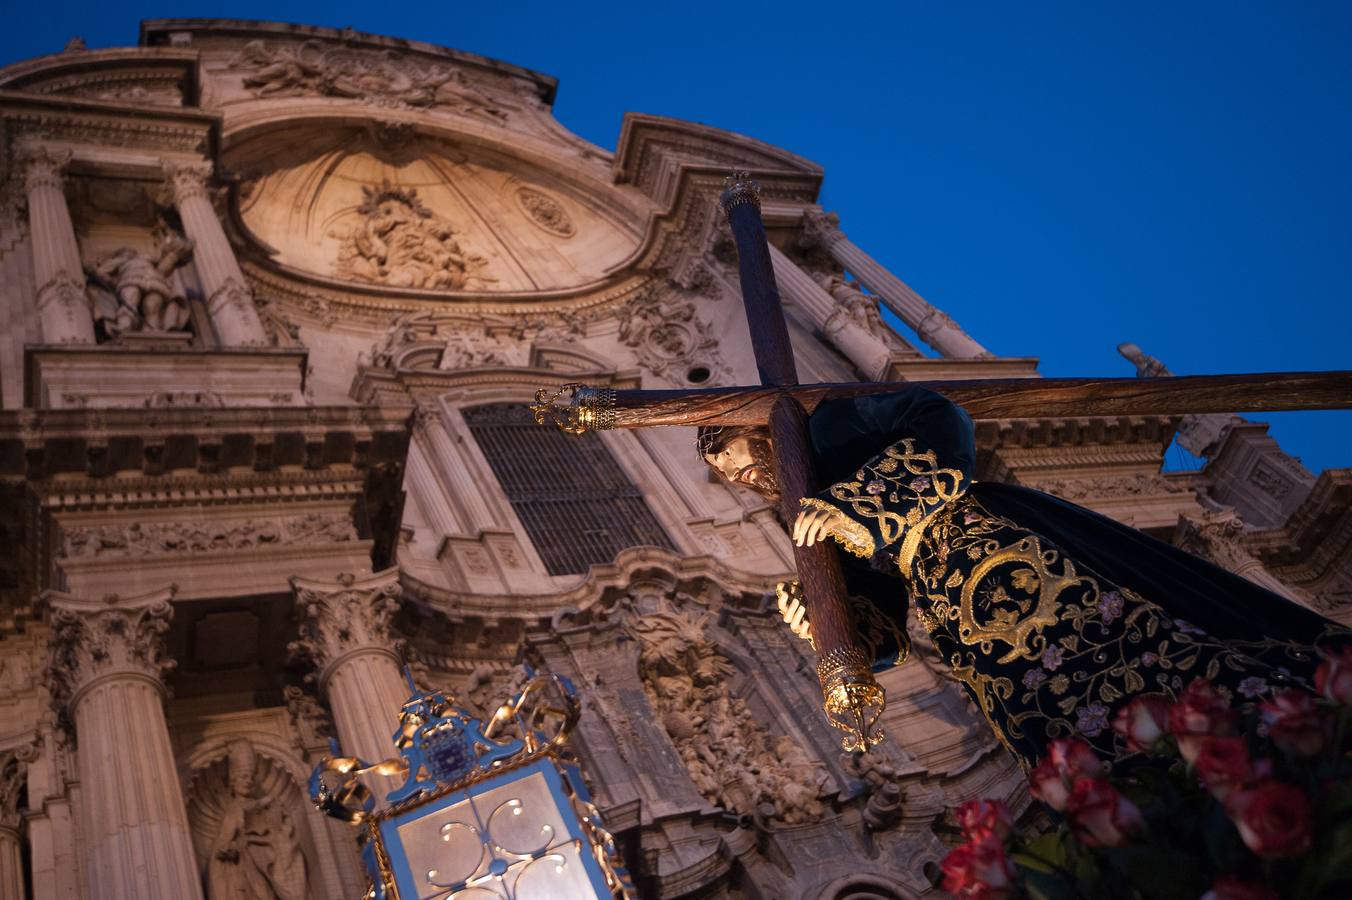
[865,480,886,495]
[1237,676,1270,699]
[1023,669,1048,690]
[1098,591,1123,624]
[1042,646,1066,671]
[1075,702,1111,737]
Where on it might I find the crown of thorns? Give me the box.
[695,424,767,459]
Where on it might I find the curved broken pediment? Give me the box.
[228,125,640,297]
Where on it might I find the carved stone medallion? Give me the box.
[514,187,575,238]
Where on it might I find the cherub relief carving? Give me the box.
[625,595,829,825]
[85,230,194,339]
[229,40,508,120]
[333,182,491,291]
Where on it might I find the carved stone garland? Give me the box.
[625,595,829,825]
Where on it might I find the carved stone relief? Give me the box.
[288,573,403,676]
[1249,459,1296,501]
[364,310,519,371]
[819,275,906,347]
[188,739,309,900]
[332,182,490,291]
[227,40,507,120]
[617,286,727,386]
[1024,473,1185,502]
[282,686,334,749]
[622,593,829,825]
[514,187,575,238]
[60,513,357,559]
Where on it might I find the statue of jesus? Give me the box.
[700,386,1348,767]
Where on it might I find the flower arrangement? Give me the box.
[940,647,1352,899]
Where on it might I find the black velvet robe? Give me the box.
[804,388,1347,767]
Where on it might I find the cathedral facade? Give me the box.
[0,18,1348,899]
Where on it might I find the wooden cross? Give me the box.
[534,173,1352,750]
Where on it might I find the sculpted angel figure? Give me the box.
[85,232,194,338]
[206,740,307,900]
[700,387,1349,768]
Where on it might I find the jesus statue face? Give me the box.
[701,429,779,499]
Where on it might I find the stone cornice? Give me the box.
[0,90,216,167]
[400,545,783,624]
[0,48,198,105]
[1246,468,1352,572]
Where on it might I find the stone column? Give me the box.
[163,162,269,347]
[801,209,989,358]
[417,405,501,534]
[18,147,97,344]
[0,748,28,900]
[766,245,896,380]
[45,587,203,900]
[288,569,408,764]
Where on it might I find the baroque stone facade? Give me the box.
[0,18,1346,900]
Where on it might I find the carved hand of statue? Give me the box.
[791,505,849,548]
[774,581,814,647]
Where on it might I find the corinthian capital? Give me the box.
[44,586,177,719]
[799,208,843,249]
[163,160,215,205]
[17,146,73,194]
[287,569,402,683]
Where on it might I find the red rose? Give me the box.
[1259,690,1326,758]
[955,798,1013,842]
[1315,645,1352,706]
[940,833,1016,899]
[1112,694,1172,753]
[1194,737,1254,801]
[1066,777,1143,848]
[1201,876,1279,900]
[1169,679,1238,764]
[1028,738,1103,812]
[1225,780,1313,859]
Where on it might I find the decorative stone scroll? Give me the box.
[514,186,575,237]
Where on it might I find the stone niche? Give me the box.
[226,124,638,295]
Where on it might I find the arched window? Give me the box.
[463,403,675,575]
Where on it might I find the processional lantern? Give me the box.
[310,670,633,899]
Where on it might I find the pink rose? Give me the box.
[955,798,1013,842]
[1066,777,1143,848]
[1315,645,1352,706]
[1169,679,1238,764]
[1112,694,1172,753]
[1194,737,1254,801]
[1259,690,1326,758]
[1201,876,1279,900]
[1028,738,1103,812]
[940,833,1016,899]
[1225,780,1313,859]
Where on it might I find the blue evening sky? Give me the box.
[4,2,1349,472]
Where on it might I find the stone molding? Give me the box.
[60,512,357,560]
[43,586,177,724]
[288,569,403,688]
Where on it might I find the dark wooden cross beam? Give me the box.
[534,173,1352,750]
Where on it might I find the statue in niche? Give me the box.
[627,596,828,825]
[333,181,491,291]
[85,230,194,339]
[205,740,308,900]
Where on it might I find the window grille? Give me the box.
[462,403,676,575]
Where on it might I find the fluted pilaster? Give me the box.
[163,162,268,347]
[19,147,96,344]
[416,406,500,534]
[801,209,989,358]
[288,569,407,764]
[45,586,202,900]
